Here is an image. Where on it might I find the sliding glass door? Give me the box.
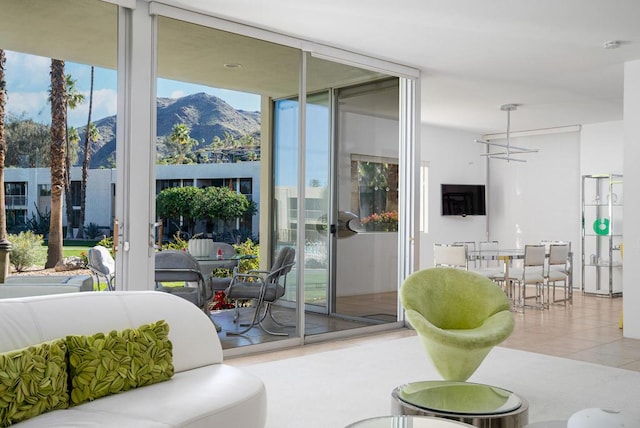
[156,15,302,349]
[3,1,418,352]
[151,5,417,352]
[298,54,402,336]
[332,79,400,326]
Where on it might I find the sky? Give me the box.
[4,50,261,128]
[3,50,328,187]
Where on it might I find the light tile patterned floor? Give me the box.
[228,292,640,372]
[504,292,639,370]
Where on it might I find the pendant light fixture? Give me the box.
[475,104,538,163]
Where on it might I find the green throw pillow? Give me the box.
[67,320,174,405]
[0,339,69,427]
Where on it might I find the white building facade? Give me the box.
[4,162,261,239]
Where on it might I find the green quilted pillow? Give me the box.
[67,320,174,405]
[0,339,69,427]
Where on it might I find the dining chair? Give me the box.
[454,241,476,268]
[546,243,571,305]
[209,242,240,292]
[475,240,506,286]
[478,241,500,268]
[433,243,467,269]
[511,244,546,309]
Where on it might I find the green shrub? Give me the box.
[84,222,103,239]
[96,236,113,250]
[25,205,50,236]
[161,233,188,251]
[208,239,259,279]
[234,239,259,273]
[9,231,45,272]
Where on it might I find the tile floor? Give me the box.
[505,292,640,371]
[227,292,640,373]
[216,291,399,349]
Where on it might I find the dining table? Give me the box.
[194,254,257,291]
[468,249,573,308]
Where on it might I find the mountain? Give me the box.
[83,92,261,168]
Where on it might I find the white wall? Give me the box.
[488,131,581,254]
[419,120,625,294]
[581,121,623,174]
[623,60,640,339]
[336,111,399,296]
[580,122,624,294]
[337,233,398,295]
[420,124,488,268]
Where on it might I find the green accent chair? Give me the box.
[401,267,514,381]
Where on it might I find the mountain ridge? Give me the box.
[85,92,261,167]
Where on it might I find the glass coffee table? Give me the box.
[523,422,566,428]
[346,415,476,427]
[391,381,529,427]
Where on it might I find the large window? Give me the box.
[1,0,118,246]
[5,182,27,208]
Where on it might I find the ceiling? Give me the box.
[3,0,640,135]
[163,0,640,134]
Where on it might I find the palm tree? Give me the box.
[169,123,196,164]
[46,59,66,268]
[76,66,95,239]
[64,74,85,239]
[77,126,98,239]
[65,126,80,239]
[0,49,11,281]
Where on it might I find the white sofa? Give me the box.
[0,291,267,427]
[0,274,94,298]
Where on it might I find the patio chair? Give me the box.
[225,246,296,336]
[209,242,240,291]
[87,245,115,291]
[154,250,216,328]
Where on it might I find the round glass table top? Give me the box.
[396,381,522,415]
[346,415,475,428]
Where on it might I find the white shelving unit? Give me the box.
[581,173,623,297]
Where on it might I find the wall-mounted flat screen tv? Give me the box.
[441,184,486,216]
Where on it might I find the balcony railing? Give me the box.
[5,195,27,207]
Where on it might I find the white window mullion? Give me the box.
[115,0,156,290]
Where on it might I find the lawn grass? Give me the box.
[63,246,92,258]
[32,244,93,266]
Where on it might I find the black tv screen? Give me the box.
[441,184,486,216]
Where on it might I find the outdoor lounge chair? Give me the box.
[225,246,295,336]
[154,250,218,330]
[87,245,115,291]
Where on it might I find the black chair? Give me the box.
[225,247,295,336]
[154,250,218,330]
